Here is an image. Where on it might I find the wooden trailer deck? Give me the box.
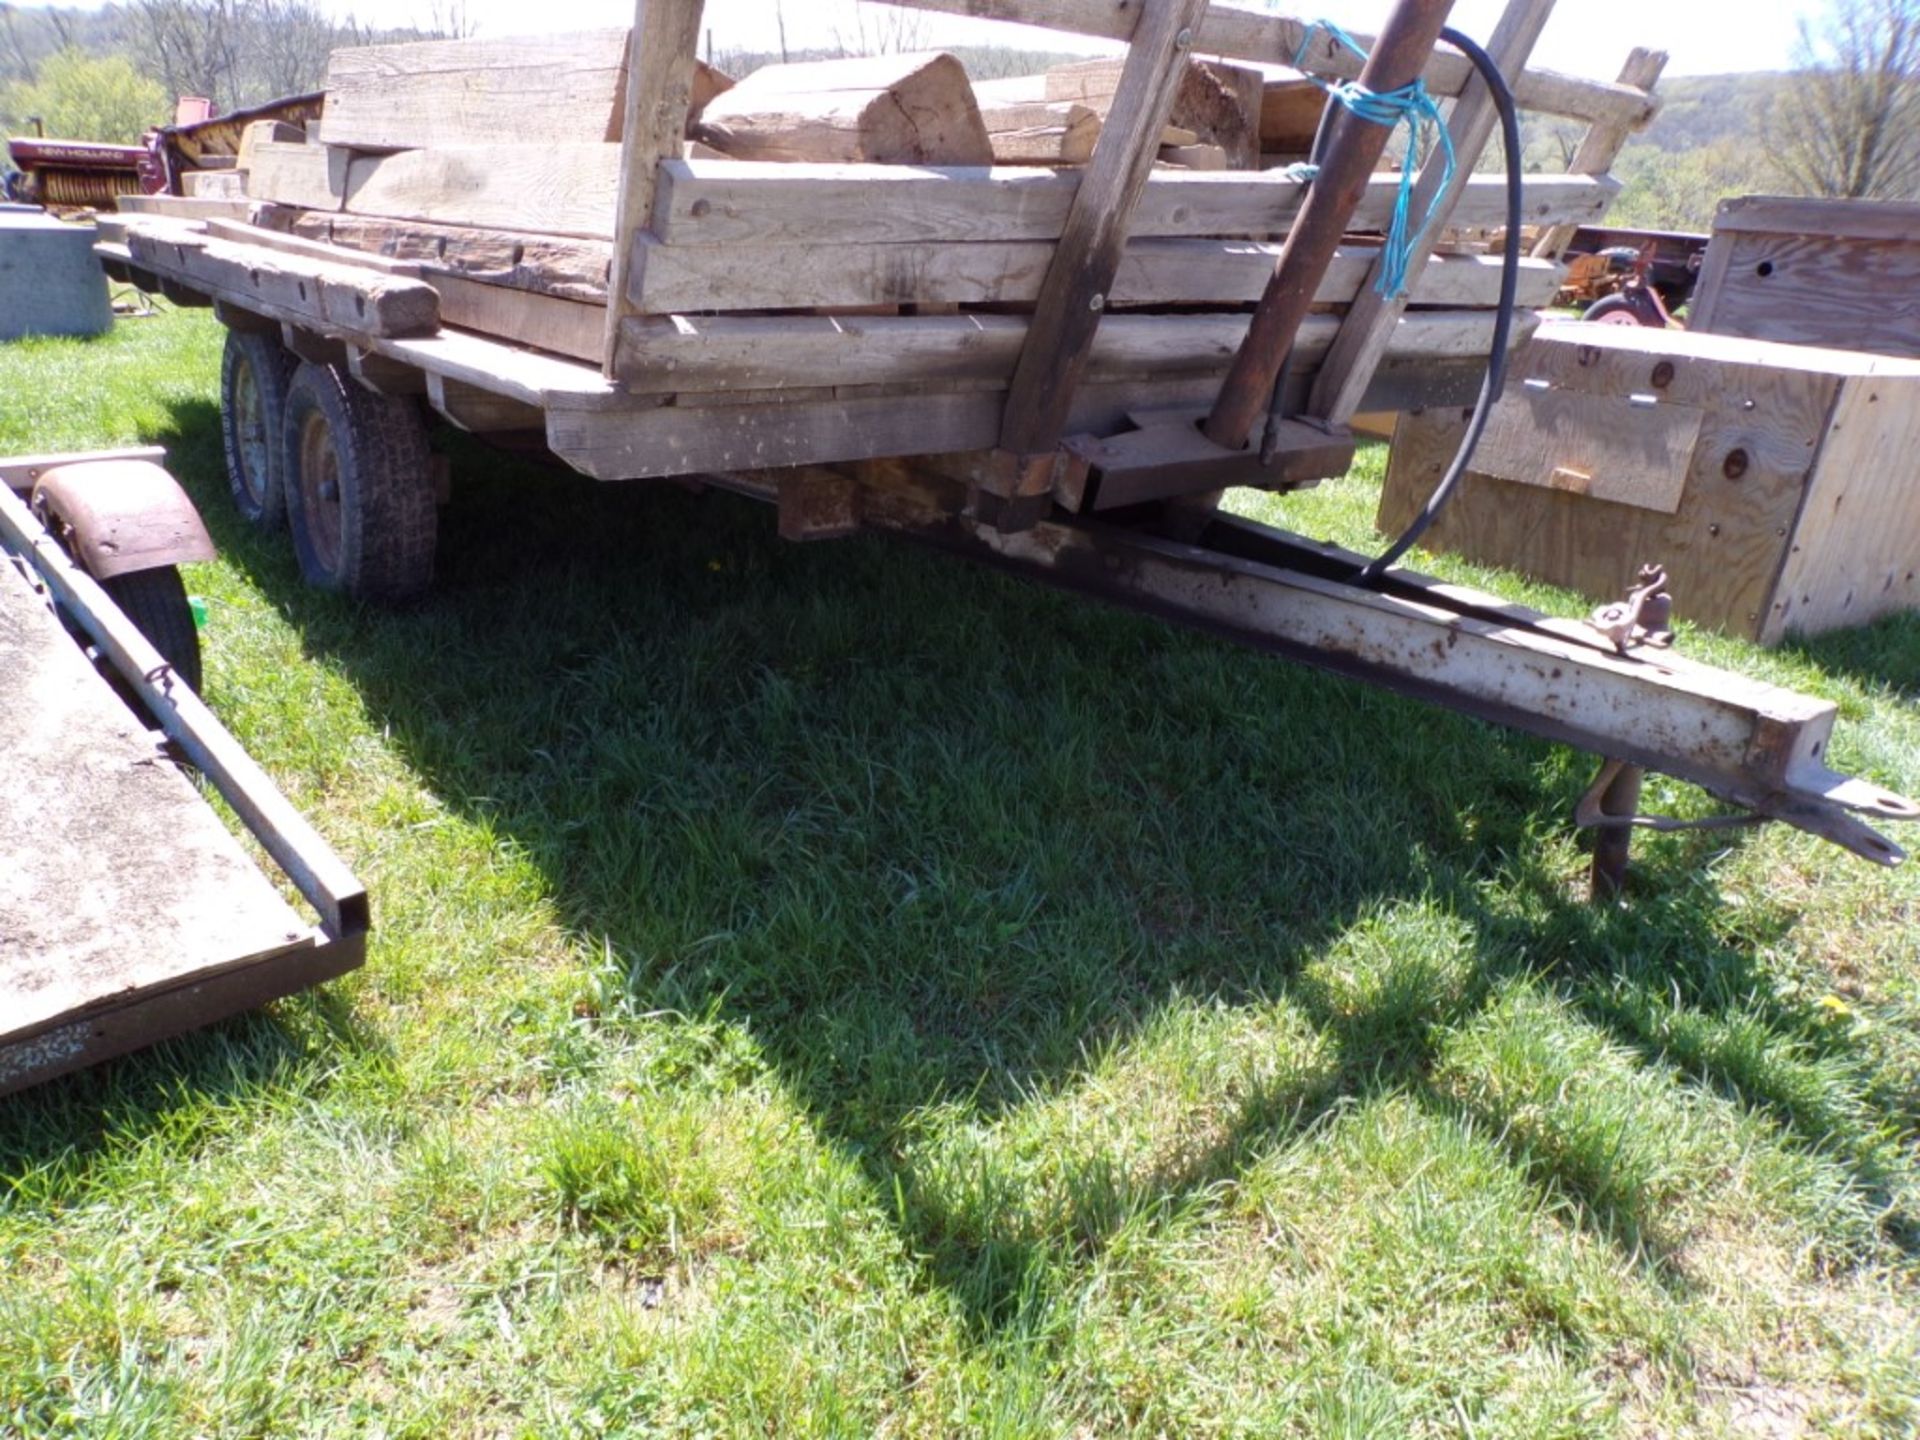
[84,0,1920,886]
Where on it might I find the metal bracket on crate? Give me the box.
[1060,408,1357,514]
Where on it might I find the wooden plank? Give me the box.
[204,217,423,276]
[1688,199,1920,357]
[1531,46,1668,260]
[123,223,440,337]
[291,212,612,303]
[557,323,1518,480]
[318,27,630,151]
[342,144,622,241]
[1308,0,1556,425]
[628,234,1559,311]
[868,0,1658,128]
[999,0,1214,458]
[181,170,246,199]
[235,118,305,169]
[648,159,1619,246]
[693,52,993,164]
[428,273,604,362]
[242,140,349,211]
[1470,386,1704,513]
[608,0,707,375]
[617,307,1512,398]
[1765,367,1920,642]
[115,193,255,221]
[426,373,547,432]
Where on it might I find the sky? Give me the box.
[15,0,1812,79]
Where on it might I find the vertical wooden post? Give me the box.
[606,0,706,379]
[1531,46,1668,262]
[995,0,1213,478]
[1304,0,1556,428]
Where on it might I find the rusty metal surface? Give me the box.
[32,459,216,581]
[789,463,1916,866]
[1204,0,1458,450]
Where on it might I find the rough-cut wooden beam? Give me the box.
[870,0,1657,128]
[648,159,1618,247]
[318,28,631,151]
[124,223,440,337]
[627,234,1560,312]
[1531,46,1668,261]
[999,0,1213,465]
[242,141,347,211]
[1308,0,1556,426]
[694,52,993,165]
[342,145,622,240]
[616,307,1521,396]
[607,0,706,377]
[292,213,612,303]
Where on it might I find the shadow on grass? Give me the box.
[1783,612,1920,703]
[24,392,1903,1326]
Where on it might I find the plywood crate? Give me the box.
[1378,321,1920,644]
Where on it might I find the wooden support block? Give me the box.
[282,325,347,364]
[243,141,349,211]
[347,346,427,395]
[181,170,246,199]
[426,373,545,433]
[1045,54,1262,168]
[318,27,630,150]
[777,467,863,540]
[426,273,605,362]
[979,99,1102,164]
[205,217,424,276]
[694,52,994,165]
[116,193,255,221]
[1157,143,1227,170]
[213,298,279,334]
[291,213,612,303]
[342,144,622,241]
[236,119,307,169]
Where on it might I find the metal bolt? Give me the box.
[1174,27,1193,48]
[1089,293,1106,313]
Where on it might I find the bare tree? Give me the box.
[1771,0,1920,199]
[832,1,930,57]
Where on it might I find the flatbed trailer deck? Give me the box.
[89,0,1920,888]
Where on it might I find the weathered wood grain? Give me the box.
[342,144,622,241]
[318,27,630,150]
[695,51,993,165]
[291,212,612,303]
[648,159,1619,246]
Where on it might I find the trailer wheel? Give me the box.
[102,566,203,694]
[220,329,296,529]
[283,361,436,602]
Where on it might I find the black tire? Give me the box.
[282,360,437,602]
[1582,292,1661,327]
[102,566,202,694]
[220,328,297,529]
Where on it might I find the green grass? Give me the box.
[3,306,1918,1437]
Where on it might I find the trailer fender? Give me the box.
[31,458,216,580]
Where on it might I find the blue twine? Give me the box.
[1292,19,1455,298]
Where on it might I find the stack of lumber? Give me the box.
[99,8,1663,479]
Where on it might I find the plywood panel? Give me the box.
[1473,387,1702,513]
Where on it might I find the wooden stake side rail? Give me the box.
[871,0,1659,129]
[644,160,1617,247]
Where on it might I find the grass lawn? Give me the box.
[2,304,1918,1438]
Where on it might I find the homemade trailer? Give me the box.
[91,0,1920,890]
[0,449,366,1096]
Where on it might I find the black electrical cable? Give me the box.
[1357,24,1525,584]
